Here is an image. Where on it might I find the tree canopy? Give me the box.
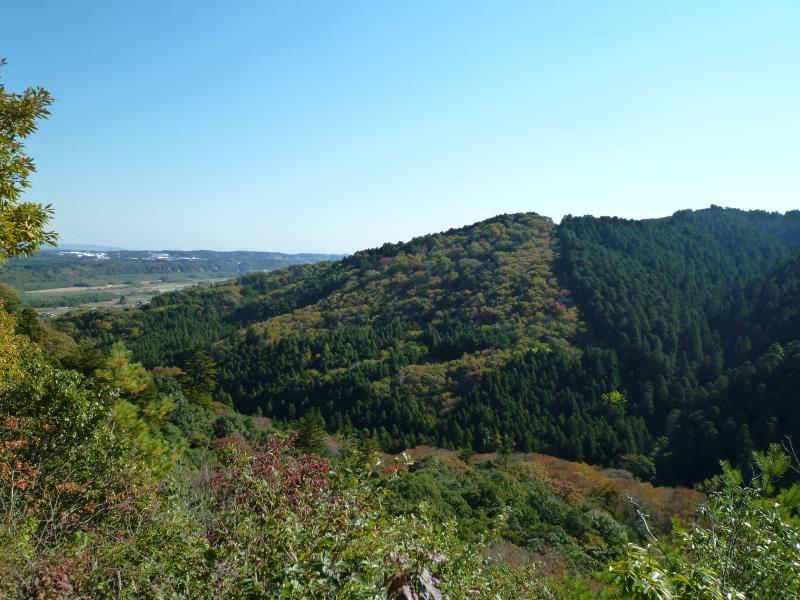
[0,59,57,260]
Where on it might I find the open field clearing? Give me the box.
[26,277,231,315]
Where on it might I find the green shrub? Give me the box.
[609,455,800,599]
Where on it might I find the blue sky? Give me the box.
[4,1,799,253]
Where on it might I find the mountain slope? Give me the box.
[722,252,800,357]
[557,207,800,420]
[60,214,650,460]
[556,206,800,481]
[55,207,800,483]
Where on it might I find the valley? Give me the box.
[0,248,343,315]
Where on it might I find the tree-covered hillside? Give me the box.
[57,207,800,484]
[557,206,800,482]
[62,214,644,462]
[723,252,800,356]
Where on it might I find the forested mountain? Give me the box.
[558,206,800,482]
[56,207,800,485]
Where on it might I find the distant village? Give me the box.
[58,250,203,261]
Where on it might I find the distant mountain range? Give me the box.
[0,248,345,292]
[54,243,344,256]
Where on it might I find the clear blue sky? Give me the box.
[4,1,799,253]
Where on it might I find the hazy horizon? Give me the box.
[6,1,799,253]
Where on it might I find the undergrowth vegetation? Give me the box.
[1,307,558,597]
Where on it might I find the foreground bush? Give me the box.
[2,430,556,597]
[1,314,554,598]
[609,451,800,599]
[196,435,554,599]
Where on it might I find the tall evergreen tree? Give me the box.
[182,345,218,404]
[296,408,327,455]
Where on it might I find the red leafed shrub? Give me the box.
[29,556,94,600]
[212,433,332,517]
